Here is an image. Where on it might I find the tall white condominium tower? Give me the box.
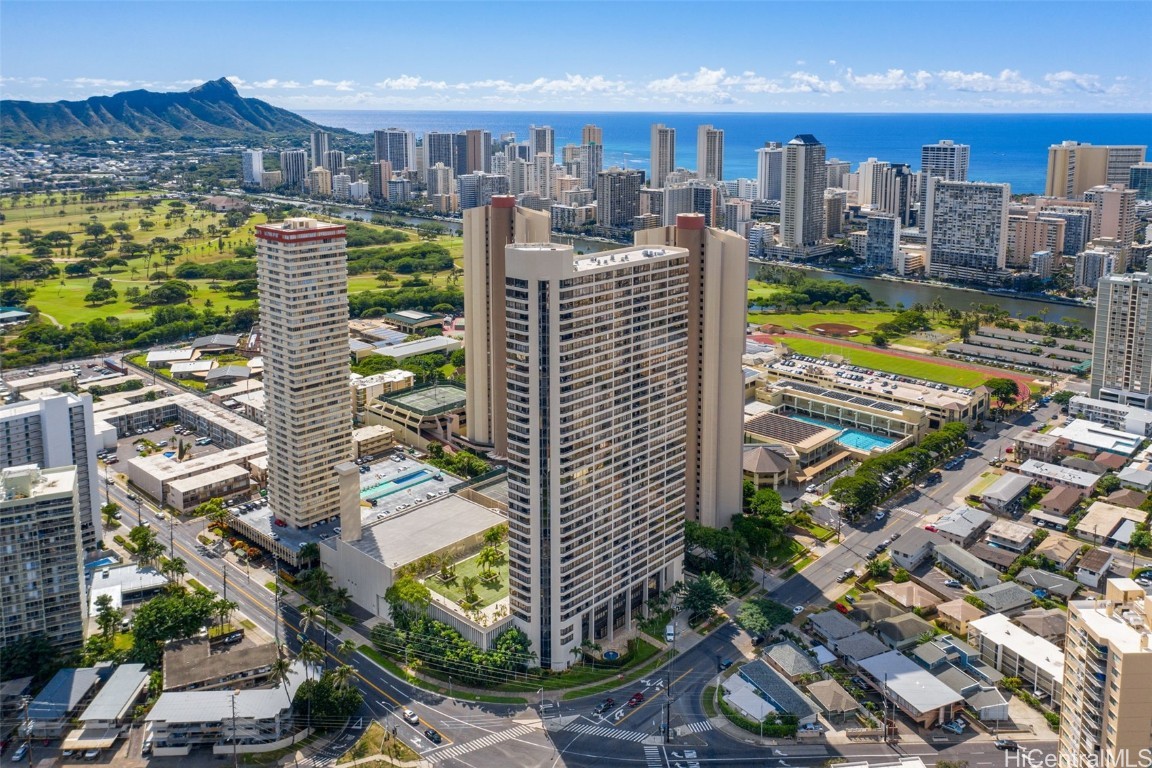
[310,130,331,171]
[1058,579,1152,767]
[635,214,748,530]
[374,128,417,172]
[756,142,783,201]
[924,179,1010,284]
[0,392,100,551]
[1091,272,1152,408]
[780,134,827,248]
[696,124,724,181]
[256,218,353,529]
[503,241,691,669]
[279,149,309,188]
[242,149,264,185]
[528,125,555,164]
[0,465,86,655]
[462,196,550,455]
[650,123,676,189]
[918,139,970,228]
[1045,141,1147,198]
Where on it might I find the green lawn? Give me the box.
[425,544,509,609]
[780,337,991,388]
[761,538,806,568]
[747,280,790,304]
[750,309,902,333]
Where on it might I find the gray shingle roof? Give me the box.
[738,660,820,719]
[1014,568,1079,598]
[973,582,1035,613]
[808,610,861,640]
[763,640,819,678]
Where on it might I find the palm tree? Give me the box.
[336,639,357,660]
[461,576,479,604]
[297,542,320,568]
[214,598,238,631]
[299,605,323,637]
[326,587,352,612]
[297,640,324,681]
[330,664,356,690]
[160,556,187,586]
[269,654,296,710]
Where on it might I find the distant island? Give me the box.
[0,77,345,144]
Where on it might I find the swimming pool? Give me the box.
[362,468,435,501]
[791,414,896,452]
[85,555,121,570]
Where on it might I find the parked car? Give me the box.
[719,659,733,670]
[944,579,962,588]
[11,743,28,762]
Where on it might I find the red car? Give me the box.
[924,524,938,532]
[274,518,287,527]
[627,693,644,707]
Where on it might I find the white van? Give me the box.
[665,624,675,643]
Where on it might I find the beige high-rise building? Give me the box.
[1006,210,1067,265]
[635,214,748,531]
[1045,141,1147,198]
[503,242,691,670]
[581,124,602,146]
[1058,579,1152,766]
[1084,184,1138,247]
[308,166,332,197]
[696,124,724,181]
[256,218,352,529]
[1091,272,1152,408]
[462,197,550,455]
[650,123,676,189]
[781,134,828,248]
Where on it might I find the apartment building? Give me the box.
[462,197,550,454]
[1059,579,1152,766]
[0,392,101,550]
[650,123,676,189]
[925,179,1010,284]
[1067,395,1152,436]
[502,242,691,669]
[1045,141,1146,198]
[967,613,1063,705]
[1091,272,1152,408]
[0,465,86,655]
[256,218,352,529]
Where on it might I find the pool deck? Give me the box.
[791,414,896,451]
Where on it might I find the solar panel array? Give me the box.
[781,379,905,414]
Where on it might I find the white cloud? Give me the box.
[312,79,356,91]
[647,66,732,94]
[1044,70,1106,93]
[845,68,932,91]
[786,71,844,94]
[375,75,450,90]
[935,69,1044,94]
[68,77,133,89]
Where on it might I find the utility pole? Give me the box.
[222,563,229,633]
[665,623,676,744]
[231,690,239,768]
[273,555,281,647]
[21,696,34,765]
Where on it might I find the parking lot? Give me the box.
[99,422,223,474]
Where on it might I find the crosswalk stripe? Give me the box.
[562,722,649,742]
[644,744,664,767]
[676,720,714,734]
[426,724,536,763]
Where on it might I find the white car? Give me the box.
[793,605,804,615]
[402,708,420,725]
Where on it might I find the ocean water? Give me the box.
[298,110,1151,194]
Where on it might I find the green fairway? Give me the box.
[747,280,789,304]
[780,337,991,388]
[749,309,905,333]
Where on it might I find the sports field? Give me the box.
[748,310,907,334]
[779,336,999,389]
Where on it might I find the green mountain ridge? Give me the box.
[1,78,346,144]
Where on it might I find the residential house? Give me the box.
[935,599,987,636]
[807,610,863,651]
[934,507,993,548]
[1015,568,1079,600]
[876,582,942,614]
[889,528,940,570]
[1105,488,1148,510]
[1014,607,1068,643]
[985,519,1036,553]
[968,542,1018,572]
[1038,486,1082,518]
[972,582,1036,616]
[1032,534,1082,570]
[1074,501,1145,547]
[835,632,890,667]
[63,664,150,754]
[1075,549,1115,589]
[934,543,1001,589]
[1118,465,1152,492]
[26,666,113,738]
[980,473,1033,514]
[736,660,821,725]
[874,614,936,650]
[804,679,858,723]
[763,640,820,682]
[934,666,1010,722]
[846,593,903,627]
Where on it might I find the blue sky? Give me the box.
[2,1,1149,112]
